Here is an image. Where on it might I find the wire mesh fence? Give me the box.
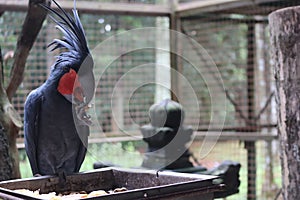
[1,0,300,199]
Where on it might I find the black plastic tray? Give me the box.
[0,167,222,200]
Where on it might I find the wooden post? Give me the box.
[269,6,300,200]
[170,0,181,102]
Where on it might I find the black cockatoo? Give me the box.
[24,0,94,179]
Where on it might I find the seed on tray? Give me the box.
[113,187,128,193]
[13,187,127,199]
[86,190,107,197]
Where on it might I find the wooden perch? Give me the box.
[225,89,274,126]
[225,89,250,125]
[254,91,274,121]
[6,0,50,101]
[0,47,3,86]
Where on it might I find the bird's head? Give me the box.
[41,0,95,125]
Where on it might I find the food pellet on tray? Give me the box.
[13,187,127,199]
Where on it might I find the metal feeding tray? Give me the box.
[0,167,223,200]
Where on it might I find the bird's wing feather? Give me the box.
[24,90,43,175]
[74,125,89,172]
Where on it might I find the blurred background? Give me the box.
[1,0,299,199]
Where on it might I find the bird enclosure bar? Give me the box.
[1,0,300,199]
[0,0,171,16]
[245,22,256,200]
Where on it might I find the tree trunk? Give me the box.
[7,0,50,100]
[269,6,300,200]
[0,126,12,181]
[0,0,49,180]
[0,45,23,181]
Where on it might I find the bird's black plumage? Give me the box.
[40,0,90,68]
[24,0,94,178]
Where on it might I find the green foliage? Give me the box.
[181,15,250,127]
[85,142,144,168]
[0,12,26,88]
[19,141,145,178]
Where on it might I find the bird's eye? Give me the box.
[63,66,69,72]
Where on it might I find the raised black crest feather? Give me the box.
[40,0,90,67]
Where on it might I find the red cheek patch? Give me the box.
[58,68,82,97]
